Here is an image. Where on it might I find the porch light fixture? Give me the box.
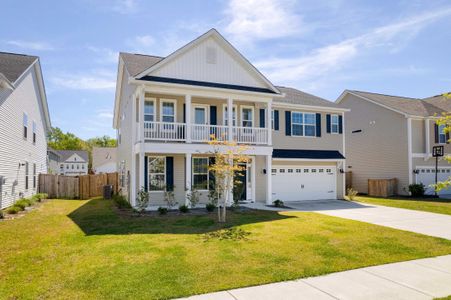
[413,169,419,174]
[263,169,267,174]
[339,169,344,174]
[18,162,26,167]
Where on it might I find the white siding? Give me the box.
[0,67,48,208]
[151,36,268,89]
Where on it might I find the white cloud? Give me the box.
[87,46,118,64]
[6,40,54,51]
[96,108,114,119]
[112,0,138,14]
[256,7,451,84]
[51,69,116,91]
[224,0,303,43]
[126,35,157,54]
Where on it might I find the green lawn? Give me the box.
[354,196,451,216]
[1,199,451,300]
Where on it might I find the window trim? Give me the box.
[271,109,275,130]
[438,124,447,144]
[33,163,36,189]
[192,157,209,191]
[25,162,29,190]
[148,156,166,192]
[192,104,210,125]
[159,99,177,123]
[222,104,237,126]
[291,111,317,138]
[144,98,156,122]
[240,105,254,128]
[331,114,339,134]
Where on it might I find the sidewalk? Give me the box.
[178,255,451,300]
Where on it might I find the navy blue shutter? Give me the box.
[434,124,439,143]
[274,110,279,130]
[316,113,321,137]
[326,114,331,133]
[285,111,291,136]
[183,104,186,123]
[210,106,217,125]
[166,157,174,191]
[338,115,343,134]
[259,109,265,128]
[208,157,216,190]
[144,156,148,191]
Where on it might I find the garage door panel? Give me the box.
[416,168,451,195]
[272,166,337,201]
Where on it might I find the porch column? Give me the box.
[138,151,145,193]
[265,154,272,205]
[130,153,137,207]
[185,95,192,143]
[227,97,233,142]
[227,154,234,205]
[138,86,145,142]
[425,119,430,160]
[185,153,192,206]
[266,101,272,145]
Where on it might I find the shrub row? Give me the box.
[3,193,48,215]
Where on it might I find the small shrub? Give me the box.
[164,186,177,209]
[113,194,132,209]
[273,199,284,207]
[157,207,168,215]
[203,228,251,241]
[206,202,216,212]
[179,205,189,213]
[6,206,21,214]
[347,188,358,200]
[136,188,150,212]
[408,183,425,197]
[14,200,28,210]
[186,189,200,208]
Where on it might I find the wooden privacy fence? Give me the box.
[368,178,397,197]
[39,172,118,199]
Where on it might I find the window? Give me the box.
[23,113,28,139]
[148,156,165,191]
[60,164,64,170]
[25,162,29,190]
[271,110,275,130]
[319,169,324,173]
[439,124,447,144]
[32,121,37,143]
[304,169,309,173]
[161,100,176,123]
[292,112,316,137]
[326,169,331,173]
[33,163,36,189]
[144,99,155,122]
[223,105,237,126]
[288,169,293,173]
[279,169,285,173]
[82,165,85,169]
[331,114,339,134]
[71,164,74,169]
[241,107,253,127]
[77,165,79,170]
[66,164,69,169]
[193,157,209,190]
[271,169,277,174]
[296,169,301,173]
[118,128,121,145]
[312,169,317,173]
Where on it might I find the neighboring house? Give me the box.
[53,150,89,176]
[92,147,117,174]
[0,52,51,209]
[113,29,347,208]
[337,90,451,196]
[47,148,61,174]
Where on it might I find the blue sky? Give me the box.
[1,0,451,139]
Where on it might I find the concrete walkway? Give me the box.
[178,255,451,300]
[244,200,451,240]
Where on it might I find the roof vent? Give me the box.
[206,47,217,64]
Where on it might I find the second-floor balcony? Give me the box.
[143,121,269,145]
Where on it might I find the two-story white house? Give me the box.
[0,52,51,209]
[337,90,451,196]
[114,29,347,208]
[50,150,89,176]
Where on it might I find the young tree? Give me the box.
[208,137,250,223]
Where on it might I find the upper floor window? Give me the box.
[292,112,316,137]
[23,113,28,139]
[25,162,29,190]
[161,100,176,123]
[32,121,37,143]
[331,114,339,134]
[241,107,253,127]
[144,99,155,122]
[223,105,237,126]
[33,163,36,189]
[439,124,447,144]
[149,156,166,191]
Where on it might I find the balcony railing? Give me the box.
[143,121,269,145]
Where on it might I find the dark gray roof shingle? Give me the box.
[0,52,38,83]
[55,150,89,162]
[120,52,163,77]
[275,86,338,107]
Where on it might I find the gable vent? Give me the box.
[206,47,217,64]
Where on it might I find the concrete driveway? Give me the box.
[287,199,451,240]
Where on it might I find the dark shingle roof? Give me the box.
[348,90,451,117]
[120,52,163,77]
[275,86,338,107]
[0,52,38,83]
[273,149,345,159]
[55,150,89,162]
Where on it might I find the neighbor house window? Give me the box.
[148,156,165,191]
[144,99,155,122]
[291,112,316,137]
[223,105,237,126]
[32,121,37,143]
[192,157,209,190]
[33,163,36,189]
[25,162,29,190]
[23,113,28,139]
[439,124,447,144]
[271,110,275,130]
[241,107,253,127]
[161,100,176,123]
[331,114,339,134]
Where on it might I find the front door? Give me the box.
[192,105,208,141]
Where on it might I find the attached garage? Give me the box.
[271,149,345,202]
[416,167,451,196]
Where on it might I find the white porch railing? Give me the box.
[143,122,269,145]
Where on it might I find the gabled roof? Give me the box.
[275,86,341,108]
[337,90,451,117]
[55,150,89,162]
[92,147,117,169]
[120,52,163,77]
[0,52,38,83]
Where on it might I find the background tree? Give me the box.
[435,93,451,192]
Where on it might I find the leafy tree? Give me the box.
[86,136,117,148]
[434,93,451,192]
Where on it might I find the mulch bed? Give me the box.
[0,199,50,221]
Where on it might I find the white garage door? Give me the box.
[272,166,336,201]
[416,167,451,195]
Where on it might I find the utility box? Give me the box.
[103,185,113,199]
